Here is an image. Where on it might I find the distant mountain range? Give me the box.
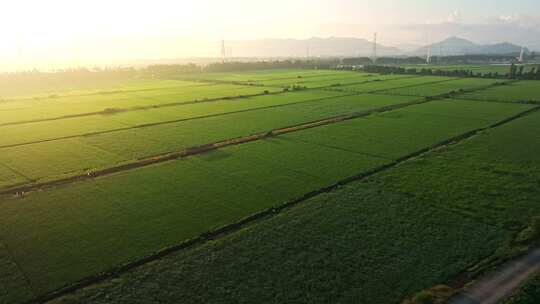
[413,37,528,56]
[221,36,529,58]
[227,37,400,57]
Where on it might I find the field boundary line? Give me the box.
[32,106,540,304]
[0,92,359,149]
[0,162,34,185]
[450,96,540,105]
[178,71,383,88]
[179,71,350,83]
[0,96,429,197]
[0,88,288,128]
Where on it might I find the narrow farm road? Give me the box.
[449,247,540,304]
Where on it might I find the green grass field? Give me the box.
[1,68,539,304]
[461,81,540,103]
[51,96,540,304]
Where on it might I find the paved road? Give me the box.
[449,247,540,304]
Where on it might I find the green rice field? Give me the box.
[1,68,539,304]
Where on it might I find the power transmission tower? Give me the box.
[221,40,227,63]
[426,45,432,64]
[371,33,378,64]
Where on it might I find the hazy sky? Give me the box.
[1,0,539,70]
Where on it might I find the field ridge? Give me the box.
[0,91,357,149]
[0,96,430,196]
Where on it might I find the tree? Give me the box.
[509,63,517,79]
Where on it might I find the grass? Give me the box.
[0,96,531,300]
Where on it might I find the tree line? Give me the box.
[508,63,540,80]
[356,64,540,80]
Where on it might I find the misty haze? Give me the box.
[1,1,540,304]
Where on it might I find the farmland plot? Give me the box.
[461,81,540,103]
[49,98,540,304]
[372,110,540,227]
[0,94,419,188]
[186,69,347,83]
[0,82,279,125]
[383,78,502,97]
[339,76,456,93]
[0,97,531,300]
[250,73,391,88]
[0,90,344,147]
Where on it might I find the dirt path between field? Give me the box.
[449,247,540,304]
[0,97,429,197]
[0,71,391,128]
[0,89,286,128]
[0,92,356,149]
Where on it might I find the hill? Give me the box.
[226,37,401,57]
[414,37,529,56]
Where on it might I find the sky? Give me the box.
[1,0,539,70]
